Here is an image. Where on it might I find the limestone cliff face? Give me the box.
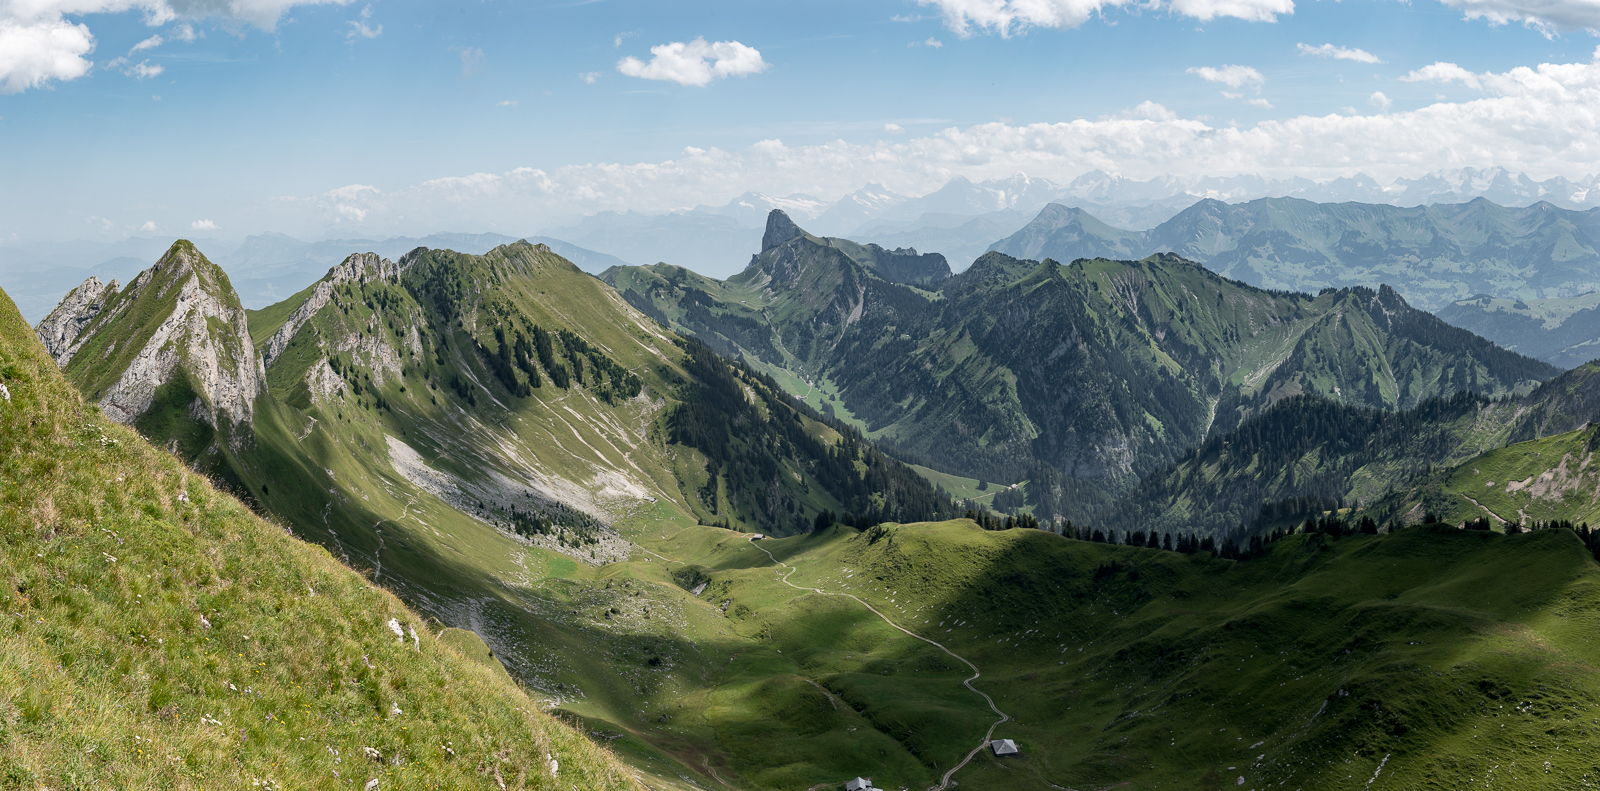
[38,241,265,441]
[261,251,411,368]
[35,276,118,367]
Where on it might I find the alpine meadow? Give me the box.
[9,1,1600,789]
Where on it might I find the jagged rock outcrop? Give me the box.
[261,251,410,367]
[37,241,264,440]
[35,276,117,367]
[761,209,805,252]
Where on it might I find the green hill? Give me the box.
[628,516,1600,790]
[1437,292,1600,368]
[1104,362,1600,540]
[607,215,1556,517]
[0,285,635,788]
[993,197,1600,311]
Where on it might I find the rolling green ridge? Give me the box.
[993,196,1600,311]
[627,517,1600,790]
[0,285,635,789]
[37,238,971,788]
[1437,292,1600,368]
[606,212,1556,517]
[1105,362,1600,540]
[30,234,1600,791]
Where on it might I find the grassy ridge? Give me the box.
[697,519,1600,790]
[0,287,635,789]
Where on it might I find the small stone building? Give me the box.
[845,778,874,791]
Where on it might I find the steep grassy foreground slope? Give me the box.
[689,519,1600,790]
[0,289,634,788]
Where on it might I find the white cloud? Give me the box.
[1401,62,1483,89]
[1188,64,1265,91]
[0,17,94,94]
[347,7,380,40]
[1220,90,1242,99]
[1369,91,1392,111]
[616,38,767,87]
[614,31,635,48]
[1438,0,1600,33]
[1246,97,1274,108]
[275,50,1600,239]
[458,46,485,78]
[1296,42,1381,63]
[139,220,157,231]
[0,0,348,94]
[496,99,517,106]
[925,36,943,47]
[171,23,196,42]
[918,0,1291,37]
[884,122,905,133]
[191,219,216,230]
[579,71,600,84]
[125,59,161,78]
[129,34,162,53]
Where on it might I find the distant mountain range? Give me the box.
[993,197,1600,312]
[537,165,1600,279]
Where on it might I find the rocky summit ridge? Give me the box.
[37,240,263,439]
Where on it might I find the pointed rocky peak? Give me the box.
[260,251,402,368]
[762,209,806,252]
[47,240,264,444]
[35,275,116,367]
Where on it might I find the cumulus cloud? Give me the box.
[191,219,216,230]
[1246,97,1274,108]
[0,0,348,94]
[579,71,600,84]
[139,220,157,231]
[919,0,1291,36]
[885,122,906,133]
[1296,42,1381,63]
[617,38,767,86]
[0,17,95,94]
[171,23,196,42]
[1401,62,1483,89]
[129,34,162,53]
[273,50,1600,239]
[1439,0,1600,33]
[1188,64,1265,91]
[1369,91,1392,111]
[925,37,943,47]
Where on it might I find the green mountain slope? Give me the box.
[39,238,967,789]
[607,214,1556,516]
[1106,362,1600,539]
[993,197,1600,311]
[654,517,1600,790]
[1437,292,1600,368]
[0,286,634,788]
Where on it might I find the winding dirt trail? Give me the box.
[749,539,1009,791]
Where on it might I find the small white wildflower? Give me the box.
[408,625,419,651]
[390,705,402,716]
[362,747,381,761]
[549,756,558,775]
[200,615,212,630]
[0,382,10,402]
[387,618,404,642]
[177,491,189,503]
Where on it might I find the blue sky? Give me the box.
[2,0,1599,241]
